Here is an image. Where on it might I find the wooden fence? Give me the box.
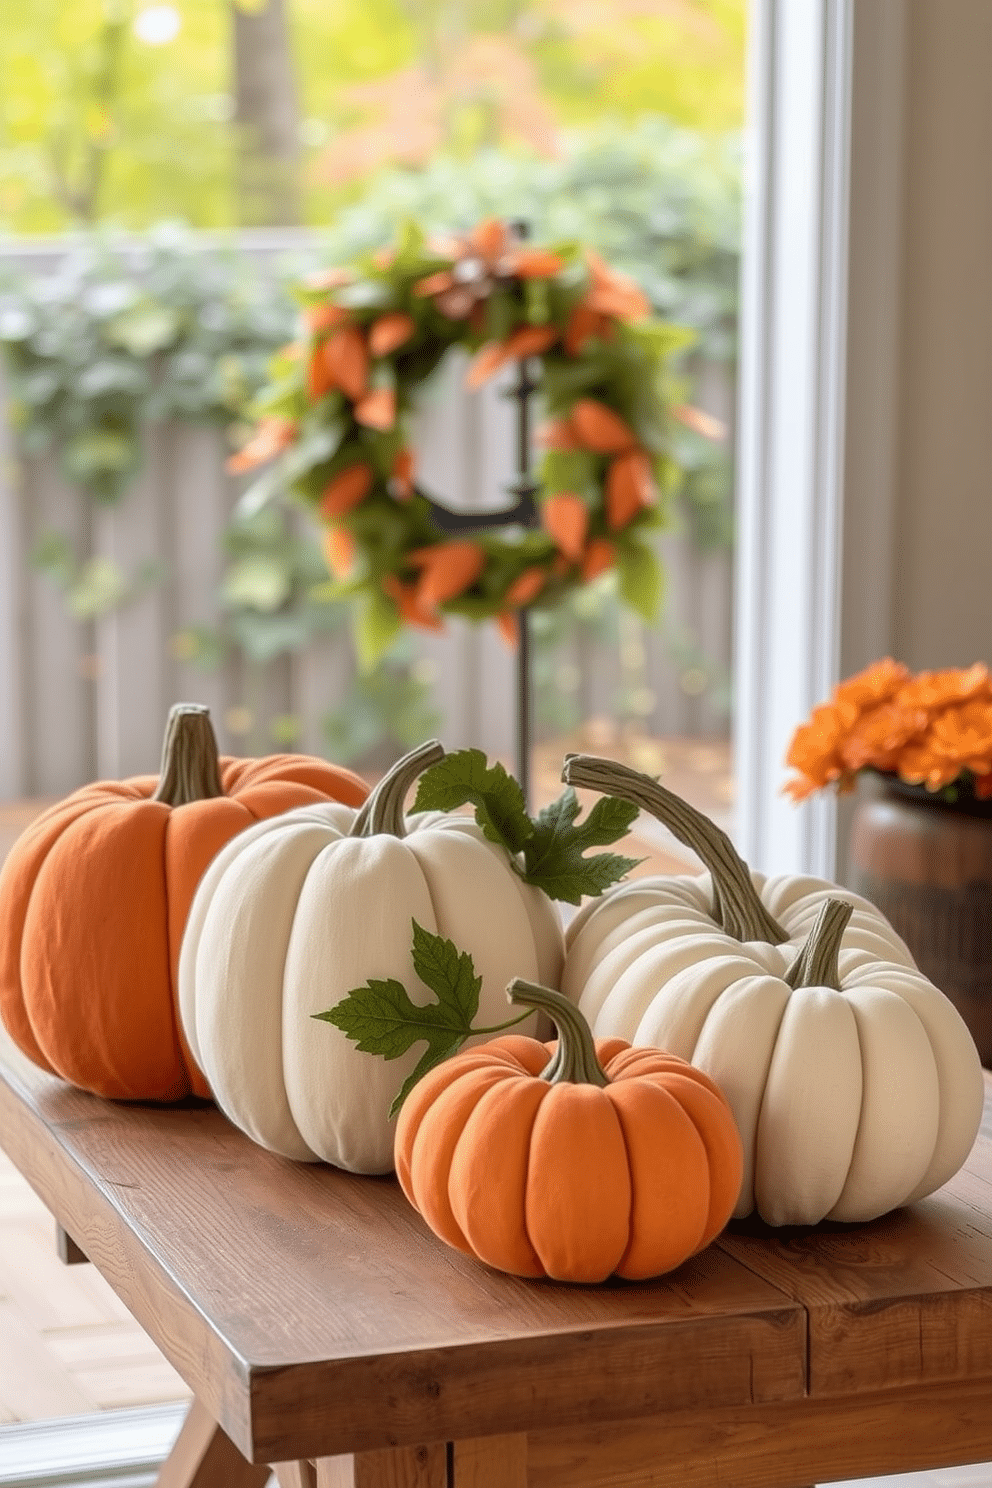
[0,239,733,802]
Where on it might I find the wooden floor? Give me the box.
[0,1147,192,1423]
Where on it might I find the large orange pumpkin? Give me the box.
[395,979,743,1283]
[0,703,368,1102]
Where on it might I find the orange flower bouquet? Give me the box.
[785,659,992,806]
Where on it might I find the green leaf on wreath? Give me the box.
[616,539,664,622]
[355,588,403,671]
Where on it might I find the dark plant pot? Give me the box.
[847,772,992,1067]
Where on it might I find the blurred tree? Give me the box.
[307,0,744,195]
[229,0,302,224]
[0,0,744,233]
[45,3,129,224]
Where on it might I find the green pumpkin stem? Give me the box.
[784,898,852,991]
[561,754,789,946]
[151,704,224,807]
[506,978,610,1087]
[350,740,445,838]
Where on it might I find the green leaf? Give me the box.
[106,302,181,356]
[62,429,137,482]
[412,748,534,855]
[66,556,129,619]
[522,789,642,905]
[354,588,402,671]
[221,554,292,613]
[31,531,76,583]
[314,920,484,1117]
[616,539,664,621]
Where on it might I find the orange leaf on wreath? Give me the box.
[537,417,581,451]
[584,250,650,322]
[390,448,415,501]
[581,537,616,582]
[503,324,558,360]
[563,302,615,356]
[413,269,456,298]
[468,218,509,261]
[319,464,374,518]
[369,312,416,358]
[324,326,369,401]
[322,526,356,580]
[513,249,565,279]
[226,417,297,474]
[306,303,350,334]
[606,450,656,530]
[307,344,336,402]
[542,493,589,562]
[496,611,519,649]
[467,342,508,389]
[504,566,547,608]
[571,398,638,454]
[383,575,445,633]
[408,541,486,607]
[355,387,396,430]
[672,404,728,442]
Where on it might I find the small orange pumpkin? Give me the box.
[395,979,743,1283]
[0,703,368,1103]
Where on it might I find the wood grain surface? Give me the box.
[2,1028,991,1483]
[717,1087,992,1397]
[0,1028,804,1464]
[527,1376,992,1488]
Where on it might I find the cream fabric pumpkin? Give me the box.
[179,743,563,1174]
[560,756,985,1226]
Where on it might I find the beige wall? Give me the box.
[843,0,992,677]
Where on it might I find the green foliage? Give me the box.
[412,747,639,902]
[0,116,739,761]
[318,120,741,363]
[315,918,520,1118]
[32,531,165,619]
[524,789,642,905]
[0,225,295,501]
[412,749,533,855]
[0,1,234,232]
[0,1,744,233]
[323,637,443,766]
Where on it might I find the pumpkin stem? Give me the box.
[151,704,224,807]
[561,754,789,946]
[350,740,445,838]
[784,898,852,991]
[506,978,610,1087]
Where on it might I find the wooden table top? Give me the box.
[1,1027,990,1471]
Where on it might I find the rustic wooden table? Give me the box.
[0,1026,990,1488]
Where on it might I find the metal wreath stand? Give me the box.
[419,228,541,807]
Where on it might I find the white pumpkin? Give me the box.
[560,756,985,1225]
[179,743,564,1174]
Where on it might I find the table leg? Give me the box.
[451,1435,528,1486]
[313,1445,446,1487]
[55,1222,88,1265]
[155,1398,271,1488]
[275,1466,318,1488]
[311,1435,528,1488]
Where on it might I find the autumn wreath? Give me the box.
[230,218,701,665]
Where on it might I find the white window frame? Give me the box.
[734,0,906,879]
